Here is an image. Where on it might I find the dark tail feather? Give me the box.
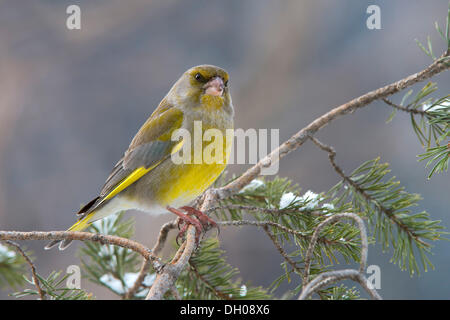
[44,239,73,250]
[78,196,100,215]
[44,197,99,251]
[44,240,62,250]
[59,239,73,250]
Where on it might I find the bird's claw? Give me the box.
[180,206,219,233]
[167,206,219,246]
[167,206,203,245]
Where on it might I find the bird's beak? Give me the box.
[204,77,224,97]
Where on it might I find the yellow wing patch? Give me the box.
[102,166,154,202]
[68,213,93,231]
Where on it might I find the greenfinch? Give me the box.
[46,65,234,250]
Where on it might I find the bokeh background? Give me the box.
[0,0,449,299]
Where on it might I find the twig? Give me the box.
[2,240,46,300]
[218,220,345,246]
[298,212,380,299]
[206,204,323,217]
[382,98,428,115]
[170,286,181,300]
[298,269,381,300]
[146,226,197,300]
[152,221,178,256]
[124,220,177,299]
[263,225,303,275]
[123,258,151,300]
[218,220,309,238]
[302,213,368,286]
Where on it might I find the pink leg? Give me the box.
[180,206,219,235]
[167,206,203,245]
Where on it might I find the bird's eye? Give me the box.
[194,73,206,83]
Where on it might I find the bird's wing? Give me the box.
[78,100,184,215]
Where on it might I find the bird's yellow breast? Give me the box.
[155,162,227,206]
[154,126,233,207]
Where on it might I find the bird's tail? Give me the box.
[44,212,94,250]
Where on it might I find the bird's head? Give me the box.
[167,65,232,113]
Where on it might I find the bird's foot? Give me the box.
[166,206,203,245]
[180,206,219,234]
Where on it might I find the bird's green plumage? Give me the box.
[46,65,234,250]
[80,106,185,216]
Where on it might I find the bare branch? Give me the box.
[0,231,163,272]
[123,258,152,300]
[146,226,197,300]
[298,269,381,300]
[152,221,178,256]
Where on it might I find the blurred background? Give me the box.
[0,0,448,299]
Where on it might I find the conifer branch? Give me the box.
[382,82,449,178]
[263,225,303,275]
[310,136,427,247]
[188,261,232,300]
[144,47,449,299]
[218,220,343,247]
[207,204,323,217]
[297,214,379,300]
[219,220,308,238]
[13,270,92,300]
[382,98,428,115]
[301,213,368,289]
[177,238,270,300]
[2,240,46,300]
